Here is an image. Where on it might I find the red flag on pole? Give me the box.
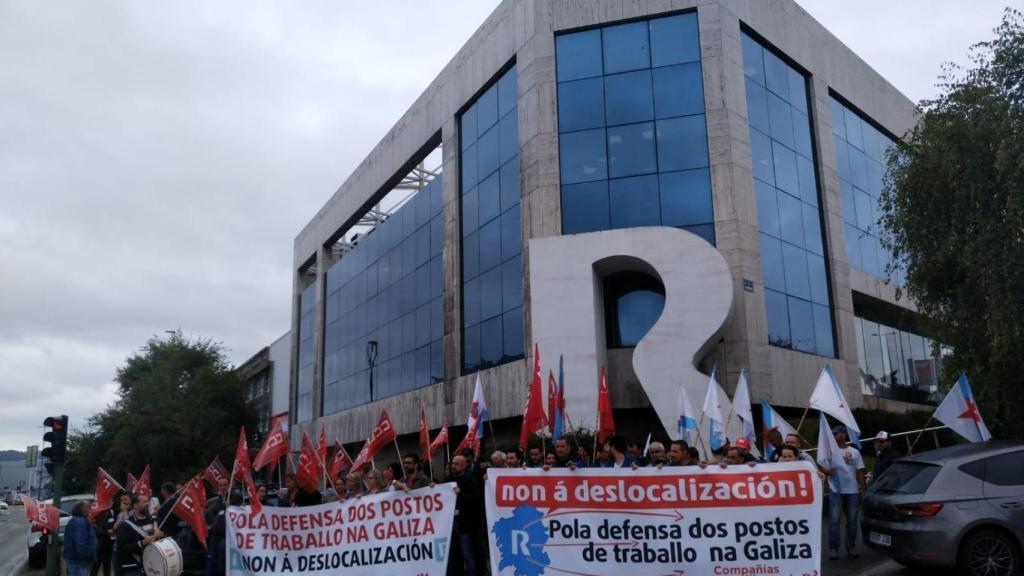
[172,479,208,549]
[128,466,153,501]
[202,456,229,489]
[90,467,124,518]
[429,421,448,456]
[350,408,397,472]
[232,428,262,515]
[597,365,615,444]
[418,405,431,460]
[295,433,322,493]
[253,414,290,472]
[21,494,59,533]
[328,440,353,481]
[125,473,137,495]
[520,343,547,449]
[187,475,207,512]
[547,369,558,436]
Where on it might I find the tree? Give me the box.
[881,9,1024,438]
[64,332,254,493]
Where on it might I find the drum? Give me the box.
[142,538,183,576]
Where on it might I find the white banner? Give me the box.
[486,463,822,576]
[227,484,457,576]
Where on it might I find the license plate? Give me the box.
[870,531,892,547]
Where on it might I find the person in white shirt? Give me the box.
[824,425,866,560]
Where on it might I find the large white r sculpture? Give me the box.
[529,227,741,456]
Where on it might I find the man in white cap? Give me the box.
[872,431,902,480]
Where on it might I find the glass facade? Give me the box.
[321,176,445,415]
[742,32,834,357]
[555,13,714,244]
[830,97,905,284]
[296,282,316,422]
[855,315,941,403]
[604,272,665,348]
[460,66,524,374]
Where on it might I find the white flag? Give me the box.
[702,367,726,451]
[676,385,698,446]
[933,374,991,443]
[816,412,844,493]
[809,365,861,445]
[732,370,757,448]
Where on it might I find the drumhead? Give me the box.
[143,538,183,576]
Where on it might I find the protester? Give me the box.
[489,451,507,468]
[825,425,866,560]
[871,431,901,480]
[667,440,693,466]
[255,484,268,505]
[208,493,242,576]
[448,454,483,576]
[553,436,584,468]
[291,478,323,507]
[342,473,363,500]
[576,444,591,467]
[733,438,758,463]
[204,478,229,524]
[544,451,557,467]
[784,433,817,464]
[402,453,433,488]
[111,493,131,576]
[647,441,668,465]
[766,429,785,461]
[601,436,637,468]
[363,469,386,495]
[64,500,98,576]
[92,505,115,576]
[504,448,523,468]
[383,462,405,487]
[778,445,801,462]
[155,482,180,538]
[527,446,543,468]
[115,494,163,576]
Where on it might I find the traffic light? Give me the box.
[41,415,68,473]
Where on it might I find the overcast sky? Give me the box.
[0,1,1010,452]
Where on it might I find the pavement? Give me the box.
[0,511,28,576]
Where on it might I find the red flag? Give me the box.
[187,475,207,512]
[418,405,430,460]
[328,440,353,481]
[129,466,152,500]
[202,456,229,489]
[232,428,261,515]
[172,479,208,549]
[21,494,59,533]
[429,421,448,456]
[317,424,328,464]
[547,369,558,436]
[253,414,290,472]
[125,473,137,495]
[520,343,547,449]
[597,365,615,444]
[295,433,322,492]
[350,408,397,472]
[90,467,124,518]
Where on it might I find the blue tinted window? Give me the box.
[608,122,657,177]
[558,16,710,240]
[656,115,708,172]
[649,14,699,66]
[659,168,712,226]
[462,104,477,151]
[653,63,703,119]
[503,308,524,359]
[558,78,605,132]
[750,128,775,185]
[603,21,650,74]
[765,289,790,347]
[745,32,832,357]
[460,66,523,374]
[854,187,874,231]
[860,233,880,276]
[844,106,863,150]
[844,223,862,269]
[744,77,770,134]
[610,175,660,228]
[604,70,654,126]
[760,234,786,292]
[501,256,522,312]
[322,176,445,410]
[462,143,478,189]
[787,296,815,353]
[562,181,610,234]
[812,304,834,357]
[560,128,607,184]
[557,30,603,81]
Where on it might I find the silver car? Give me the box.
[861,440,1024,575]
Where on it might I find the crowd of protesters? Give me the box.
[65,426,897,576]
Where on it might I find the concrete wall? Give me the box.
[289,0,923,444]
[269,331,291,416]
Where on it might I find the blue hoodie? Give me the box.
[63,515,97,565]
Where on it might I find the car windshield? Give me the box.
[872,461,941,494]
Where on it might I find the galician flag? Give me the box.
[809,365,861,447]
[676,384,698,446]
[702,367,727,451]
[732,370,757,451]
[933,374,991,443]
[761,401,797,460]
[816,412,844,493]
[455,375,489,455]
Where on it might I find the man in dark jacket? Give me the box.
[64,501,98,576]
[155,482,181,538]
[91,507,116,576]
[872,431,902,480]
[115,494,163,576]
[447,454,485,576]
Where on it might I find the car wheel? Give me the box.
[958,528,1021,576]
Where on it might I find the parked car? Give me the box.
[861,440,1024,575]
[26,493,94,569]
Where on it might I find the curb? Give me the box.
[854,559,899,576]
[6,557,27,576]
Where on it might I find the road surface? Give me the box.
[0,511,28,576]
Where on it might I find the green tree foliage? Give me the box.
[881,9,1024,438]
[63,332,254,493]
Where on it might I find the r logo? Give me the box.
[529,227,739,456]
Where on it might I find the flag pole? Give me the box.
[155,482,189,532]
[906,416,934,455]
[393,438,406,480]
[695,413,709,462]
[795,405,811,436]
